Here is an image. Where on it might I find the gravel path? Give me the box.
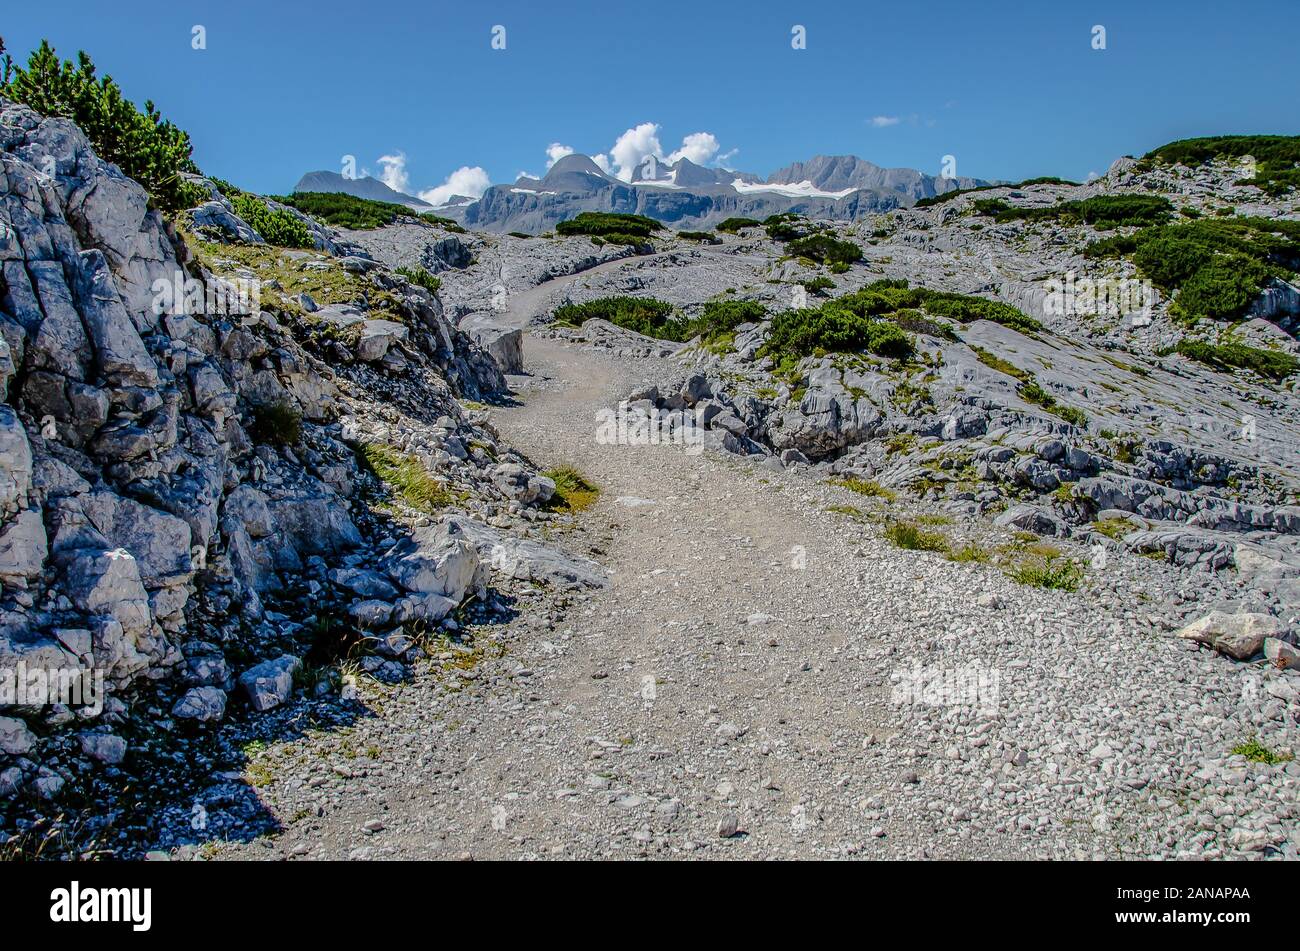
[212,334,1299,861]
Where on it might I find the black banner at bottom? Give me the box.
[0,859,1283,939]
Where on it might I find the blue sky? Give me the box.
[5,0,1298,199]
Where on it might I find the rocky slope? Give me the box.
[0,96,601,838]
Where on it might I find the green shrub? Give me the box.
[757,279,1039,366]
[251,400,302,446]
[1172,339,1298,380]
[1090,217,1300,321]
[2,40,201,213]
[764,213,806,241]
[418,213,466,233]
[919,290,1041,332]
[786,234,862,267]
[395,266,441,295]
[1143,135,1300,195]
[556,212,660,242]
[230,193,314,248]
[693,300,766,339]
[974,194,1173,229]
[716,217,761,233]
[891,310,958,340]
[914,177,1081,211]
[507,231,531,239]
[800,276,835,296]
[552,296,684,338]
[677,230,718,243]
[914,185,997,208]
[279,191,410,230]
[762,307,914,362]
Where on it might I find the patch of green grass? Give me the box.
[1171,338,1298,381]
[359,442,455,512]
[1230,738,1293,765]
[946,543,991,564]
[884,520,950,552]
[250,399,302,446]
[827,504,867,519]
[1005,554,1083,591]
[884,432,918,455]
[970,345,1031,382]
[916,513,953,525]
[395,265,441,295]
[543,466,599,513]
[1091,518,1134,541]
[830,477,896,501]
[1017,380,1088,427]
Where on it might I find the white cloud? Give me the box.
[418,166,491,207]
[363,152,411,194]
[869,116,900,128]
[595,124,731,180]
[609,122,665,181]
[546,142,575,169]
[667,132,720,165]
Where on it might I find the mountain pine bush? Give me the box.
[1,38,203,213]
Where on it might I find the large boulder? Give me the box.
[0,508,48,584]
[384,520,486,602]
[460,316,523,374]
[442,514,607,590]
[238,655,301,712]
[80,491,192,589]
[1176,612,1288,661]
[0,406,32,514]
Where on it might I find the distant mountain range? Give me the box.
[293,154,992,233]
[292,170,434,211]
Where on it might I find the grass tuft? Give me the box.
[1005,554,1083,591]
[359,442,455,512]
[1231,739,1293,765]
[885,520,950,552]
[830,477,896,501]
[543,466,599,513]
